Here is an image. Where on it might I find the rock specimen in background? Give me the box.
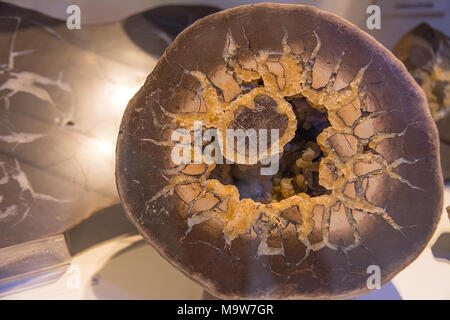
[117,4,443,299]
[0,2,215,248]
[394,23,450,180]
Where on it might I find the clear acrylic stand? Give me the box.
[0,234,71,297]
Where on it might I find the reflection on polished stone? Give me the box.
[0,2,171,248]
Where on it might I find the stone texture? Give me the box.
[394,23,450,180]
[0,2,215,248]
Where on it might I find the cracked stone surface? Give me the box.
[431,232,450,261]
[116,4,443,299]
[0,2,165,248]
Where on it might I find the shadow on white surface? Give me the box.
[65,204,138,256]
